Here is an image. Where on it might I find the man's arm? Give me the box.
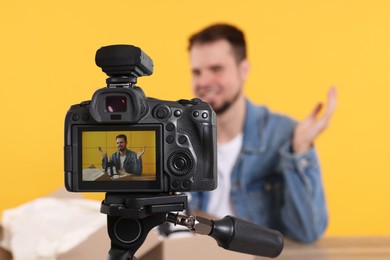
[133,147,146,175]
[277,88,336,243]
[293,87,337,153]
[279,145,328,243]
[125,150,143,176]
[132,156,143,176]
[99,146,108,169]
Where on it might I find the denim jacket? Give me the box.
[189,99,328,243]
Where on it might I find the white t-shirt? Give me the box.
[120,155,126,171]
[207,133,243,217]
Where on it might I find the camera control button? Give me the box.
[193,111,199,117]
[168,150,193,176]
[179,136,187,144]
[72,114,80,121]
[157,108,168,118]
[202,112,208,119]
[153,105,171,121]
[174,110,182,117]
[173,158,186,170]
[166,123,175,131]
[182,180,191,189]
[166,135,174,144]
[172,180,180,188]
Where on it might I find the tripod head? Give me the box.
[100,193,283,260]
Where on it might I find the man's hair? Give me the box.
[116,134,127,142]
[188,23,247,63]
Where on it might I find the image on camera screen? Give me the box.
[81,130,156,182]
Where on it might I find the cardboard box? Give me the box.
[0,189,112,260]
[0,225,12,259]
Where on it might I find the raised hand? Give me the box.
[137,146,146,159]
[98,146,107,157]
[293,87,337,154]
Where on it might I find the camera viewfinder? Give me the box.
[106,96,127,112]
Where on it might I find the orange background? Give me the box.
[1,0,390,236]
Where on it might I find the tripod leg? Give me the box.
[108,245,135,260]
[106,214,166,260]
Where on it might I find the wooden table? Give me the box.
[260,237,390,260]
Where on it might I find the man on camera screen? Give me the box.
[99,134,145,177]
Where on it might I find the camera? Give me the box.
[64,45,217,193]
[63,45,283,260]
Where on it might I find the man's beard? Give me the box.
[118,147,126,152]
[212,89,242,115]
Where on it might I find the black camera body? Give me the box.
[64,45,217,192]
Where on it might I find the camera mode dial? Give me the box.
[177,98,200,106]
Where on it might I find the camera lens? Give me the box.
[106,96,127,112]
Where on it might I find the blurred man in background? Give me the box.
[187,23,337,243]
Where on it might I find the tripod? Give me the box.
[101,193,187,259]
[101,192,283,260]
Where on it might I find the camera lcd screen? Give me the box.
[75,125,163,191]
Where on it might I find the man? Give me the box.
[187,23,337,243]
[99,134,145,176]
